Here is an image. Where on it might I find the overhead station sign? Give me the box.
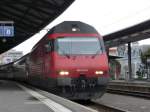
[0,21,14,37]
[0,26,14,37]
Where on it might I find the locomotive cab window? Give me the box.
[55,37,103,55]
[45,40,54,52]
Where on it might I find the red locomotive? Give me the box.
[26,21,109,100]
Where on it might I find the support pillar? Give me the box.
[128,42,132,81]
[106,48,109,63]
[146,57,150,81]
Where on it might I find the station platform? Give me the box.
[109,80,150,87]
[93,93,150,112]
[0,80,97,112]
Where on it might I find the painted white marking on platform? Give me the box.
[17,84,72,112]
[25,101,42,104]
[45,92,98,112]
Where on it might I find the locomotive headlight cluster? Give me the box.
[59,71,69,76]
[95,71,104,75]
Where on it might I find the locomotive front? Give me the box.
[47,21,109,99]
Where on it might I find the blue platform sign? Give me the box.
[0,26,14,37]
[0,26,3,37]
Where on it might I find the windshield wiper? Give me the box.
[60,49,70,59]
[92,50,100,58]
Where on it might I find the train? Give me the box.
[5,21,110,100]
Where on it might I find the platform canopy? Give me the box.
[104,19,150,48]
[0,0,74,54]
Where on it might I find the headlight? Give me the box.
[95,71,104,75]
[59,71,69,76]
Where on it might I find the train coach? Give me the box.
[24,21,109,100]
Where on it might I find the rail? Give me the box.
[75,100,128,112]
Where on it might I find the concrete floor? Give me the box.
[0,80,96,112]
[94,93,150,112]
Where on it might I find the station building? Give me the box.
[0,49,23,65]
[109,42,150,80]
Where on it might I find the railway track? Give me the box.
[107,89,150,99]
[107,81,150,99]
[74,82,150,112]
[75,100,127,112]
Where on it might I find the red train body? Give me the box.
[26,21,109,100]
